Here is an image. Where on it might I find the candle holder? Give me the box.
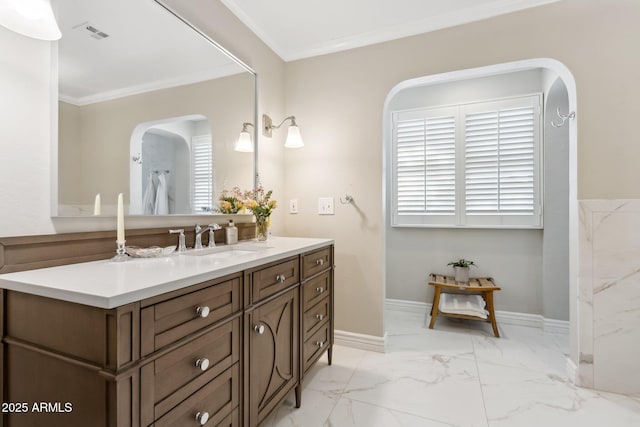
[111,240,128,262]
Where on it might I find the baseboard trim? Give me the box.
[385,298,569,333]
[334,330,386,353]
[544,318,570,334]
[385,298,430,315]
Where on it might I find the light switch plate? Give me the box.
[289,199,298,214]
[318,197,334,215]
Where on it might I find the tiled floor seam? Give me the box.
[320,350,366,426]
[471,337,492,427]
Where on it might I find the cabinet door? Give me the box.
[246,288,299,427]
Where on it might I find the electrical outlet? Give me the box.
[318,197,334,215]
[289,199,298,214]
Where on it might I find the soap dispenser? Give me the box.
[225,219,238,245]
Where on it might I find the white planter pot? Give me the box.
[454,266,469,283]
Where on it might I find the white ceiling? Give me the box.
[221,0,560,61]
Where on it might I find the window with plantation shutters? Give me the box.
[393,107,457,225]
[392,94,542,228]
[191,135,213,213]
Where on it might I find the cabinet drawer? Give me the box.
[302,270,331,310]
[251,257,299,304]
[216,407,239,427]
[142,276,241,354]
[153,363,239,427]
[301,246,332,280]
[303,296,330,340]
[303,323,330,373]
[141,318,240,424]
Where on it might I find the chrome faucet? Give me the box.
[194,224,222,249]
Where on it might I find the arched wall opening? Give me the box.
[382,58,579,375]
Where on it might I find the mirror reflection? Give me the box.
[134,115,211,215]
[54,0,255,216]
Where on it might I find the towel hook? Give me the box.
[551,107,575,128]
[340,194,354,205]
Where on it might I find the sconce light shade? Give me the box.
[235,131,253,152]
[263,114,305,148]
[284,125,304,148]
[0,0,61,41]
[234,122,254,152]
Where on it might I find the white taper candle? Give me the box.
[94,193,101,216]
[116,193,125,243]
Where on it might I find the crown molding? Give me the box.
[222,0,560,62]
[59,63,242,106]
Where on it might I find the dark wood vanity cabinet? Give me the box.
[0,244,334,427]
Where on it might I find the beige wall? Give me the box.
[283,0,640,337]
[57,73,254,211]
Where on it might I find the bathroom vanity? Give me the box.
[0,236,334,427]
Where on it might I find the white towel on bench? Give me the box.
[438,294,489,319]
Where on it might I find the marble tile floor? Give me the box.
[262,310,640,427]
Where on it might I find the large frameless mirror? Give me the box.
[53,0,256,216]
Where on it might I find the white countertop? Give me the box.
[0,237,333,309]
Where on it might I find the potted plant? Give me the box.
[447,259,476,283]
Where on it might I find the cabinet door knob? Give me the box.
[275,274,286,283]
[316,258,324,266]
[316,287,324,293]
[316,340,324,348]
[254,324,265,334]
[195,306,210,318]
[195,358,210,371]
[316,314,324,321]
[195,411,210,425]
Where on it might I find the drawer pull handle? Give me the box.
[276,274,286,283]
[316,314,324,321]
[195,358,210,371]
[316,258,324,266]
[195,411,210,425]
[254,324,265,334]
[316,340,325,348]
[316,287,324,293]
[195,306,210,318]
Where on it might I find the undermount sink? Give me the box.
[182,244,272,257]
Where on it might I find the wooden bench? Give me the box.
[427,274,501,337]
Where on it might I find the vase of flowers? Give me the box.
[244,187,277,241]
[218,187,244,214]
[447,259,476,283]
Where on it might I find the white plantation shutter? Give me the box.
[392,95,542,228]
[393,107,457,225]
[463,96,540,226]
[191,135,213,213]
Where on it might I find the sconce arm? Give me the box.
[262,114,297,137]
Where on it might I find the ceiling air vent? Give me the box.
[72,21,110,40]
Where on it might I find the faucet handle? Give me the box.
[169,229,187,252]
[207,224,219,248]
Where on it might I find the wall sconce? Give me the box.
[0,0,61,40]
[263,114,304,148]
[234,122,254,152]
